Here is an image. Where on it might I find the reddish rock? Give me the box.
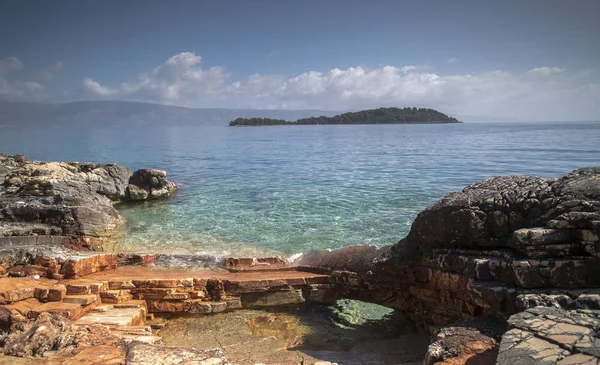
[63,294,99,305]
[4,298,41,317]
[224,279,290,294]
[61,255,117,279]
[35,284,66,302]
[241,289,305,308]
[27,302,83,321]
[146,300,192,313]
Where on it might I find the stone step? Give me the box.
[115,299,148,319]
[101,293,133,304]
[74,306,145,327]
[513,243,582,258]
[512,228,572,246]
[114,299,147,309]
[66,280,107,295]
[27,301,84,320]
[92,304,114,313]
[63,294,99,305]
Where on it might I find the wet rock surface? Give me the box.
[159,304,427,365]
[125,341,229,365]
[0,153,177,248]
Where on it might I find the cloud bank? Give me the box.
[2,53,599,121]
[0,57,61,101]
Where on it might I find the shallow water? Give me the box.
[2,122,599,256]
[158,301,427,364]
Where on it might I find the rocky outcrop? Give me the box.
[298,167,600,364]
[0,154,177,248]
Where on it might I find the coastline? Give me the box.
[0,153,599,364]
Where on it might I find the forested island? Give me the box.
[228,107,461,126]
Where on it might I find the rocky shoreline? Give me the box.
[0,153,598,364]
[0,153,178,251]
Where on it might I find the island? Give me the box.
[229,107,461,126]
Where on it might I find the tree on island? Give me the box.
[229,107,460,126]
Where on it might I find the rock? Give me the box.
[498,307,600,364]
[0,154,177,246]
[241,289,305,307]
[295,167,600,329]
[0,306,13,331]
[126,169,178,201]
[124,341,229,365]
[404,168,600,255]
[2,312,118,357]
[424,326,498,365]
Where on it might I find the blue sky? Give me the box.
[1,0,599,120]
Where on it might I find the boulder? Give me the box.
[0,154,177,246]
[126,168,178,201]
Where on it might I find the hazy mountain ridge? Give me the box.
[0,100,338,128]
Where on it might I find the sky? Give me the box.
[0,0,599,121]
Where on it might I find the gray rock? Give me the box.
[498,307,600,364]
[0,154,177,245]
[126,168,178,201]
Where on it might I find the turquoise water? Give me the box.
[1,122,599,257]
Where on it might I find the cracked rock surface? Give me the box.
[497,307,600,364]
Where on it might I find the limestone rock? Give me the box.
[497,307,600,364]
[124,341,229,365]
[126,169,178,201]
[0,154,177,245]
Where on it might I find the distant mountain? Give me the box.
[0,100,338,128]
[229,107,461,126]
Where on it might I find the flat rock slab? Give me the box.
[0,277,58,303]
[497,307,600,365]
[82,265,329,282]
[27,301,83,320]
[75,307,144,327]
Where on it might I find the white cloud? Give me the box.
[0,56,55,101]
[0,52,593,121]
[447,58,458,63]
[526,67,565,76]
[0,56,24,76]
[33,61,63,83]
[82,52,230,105]
[80,53,600,120]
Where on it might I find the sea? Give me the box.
[1,122,599,259]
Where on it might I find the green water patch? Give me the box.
[158,300,427,364]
